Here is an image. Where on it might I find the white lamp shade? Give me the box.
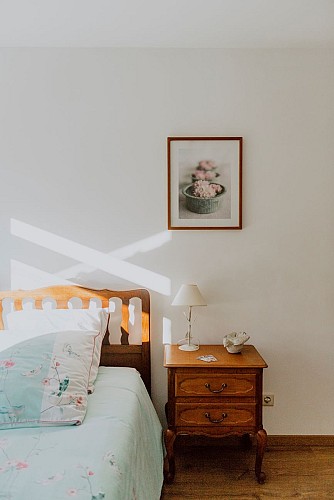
[172,284,207,306]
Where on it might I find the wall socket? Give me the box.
[262,394,274,406]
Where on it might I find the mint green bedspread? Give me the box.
[0,367,164,500]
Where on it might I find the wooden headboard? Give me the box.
[0,285,151,394]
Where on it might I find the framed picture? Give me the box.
[167,137,242,230]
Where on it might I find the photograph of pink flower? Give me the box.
[168,137,242,229]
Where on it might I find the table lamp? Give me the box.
[172,284,207,351]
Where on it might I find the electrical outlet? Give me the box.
[263,394,274,406]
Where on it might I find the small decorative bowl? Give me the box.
[182,184,225,214]
[223,331,250,354]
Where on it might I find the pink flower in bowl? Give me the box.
[204,171,217,180]
[198,160,217,171]
[192,180,223,199]
[192,169,219,182]
[192,170,206,180]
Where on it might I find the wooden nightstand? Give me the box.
[163,344,268,484]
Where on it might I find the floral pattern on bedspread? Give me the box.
[0,367,164,500]
[0,430,120,499]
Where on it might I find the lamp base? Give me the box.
[177,337,200,351]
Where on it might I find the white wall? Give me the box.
[1,48,334,434]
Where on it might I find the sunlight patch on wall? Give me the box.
[163,316,172,344]
[57,231,172,280]
[10,219,171,296]
[112,231,172,258]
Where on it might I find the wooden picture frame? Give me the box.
[168,137,242,230]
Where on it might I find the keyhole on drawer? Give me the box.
[204,382,227,393]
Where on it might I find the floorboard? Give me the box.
[161,443,334,499]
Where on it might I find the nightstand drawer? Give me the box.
[175,403,256,427]
[175,373,256,397]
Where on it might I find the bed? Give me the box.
[0,285,164,500]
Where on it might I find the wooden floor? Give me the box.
[161,440,334,499]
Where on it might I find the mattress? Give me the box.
[0,366,164,500]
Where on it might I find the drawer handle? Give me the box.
[204,382,227,393]
[205,412,227,424]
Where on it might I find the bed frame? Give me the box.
[0,285,151,394]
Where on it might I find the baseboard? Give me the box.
[268,435,334,447]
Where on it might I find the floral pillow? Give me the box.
[5,309,108,392]
[0,330,99,429]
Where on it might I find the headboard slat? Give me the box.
[14,299,23,311]
[121,303,130,336]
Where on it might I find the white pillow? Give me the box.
[5,309,108,391]
[6,308,108,333]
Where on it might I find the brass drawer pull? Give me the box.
[205,412,227,424]
[204,382,227,393]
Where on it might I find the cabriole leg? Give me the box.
[163,429,176,484]
[255,428,267,484]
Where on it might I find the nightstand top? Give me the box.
[164,344,267,368]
